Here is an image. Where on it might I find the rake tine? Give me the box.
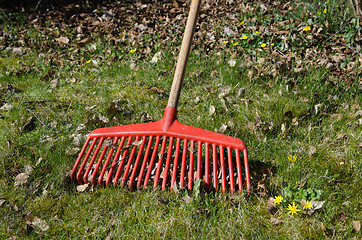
[71,137,91,181]
[204,143,210,191]
[154,136,168,189]
[98,137,119,186]
[212,144,217,191]
[235,149,243,193]
[227,147,235,194]
[113,137,133,186]
[90,138,110,184]
[170,138,181,192]
[106,136,126,187]
[121,136,140,188]
[197,141,202,181]
[243,149,251,193]
[179,139,188,189]
[76,138,97,183]
[137,136,154,189]
[144,136,161,188]
[188,140,195,190]
[219,145,226,194]
[128,136,147,190]
[162,137,174,191]
[83,137,105,183]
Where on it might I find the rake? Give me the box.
[70,0,250,194]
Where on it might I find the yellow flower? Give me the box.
[261,43,266,48]
[303,26,311,31]
[255,31,259,34]
[326,0,329,4]
[130,49,136,53]
[271,43,274,46]
[233,42,239,46]
[287,202,301,216]
[288,155,297,162]
[317,11,321,15]
[85,60,91,64]
[323,8,327,14]
[274,196,283,205]
[303,200,312,209]
[239,21,245,26]
[242,35,248,40]
[223,40,229,44]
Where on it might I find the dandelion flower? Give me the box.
[130,49,136,53]
[255,31,259,34]
[274,196,283,205]
[233,42,239,46]
[303,200,312,209]
[288,155,297,162]
[303,26,311,31]
[317,11,321,15]
[223,40,229,44]
[242,35,248,40]
[85,60,91,64]
[287,202,301,216]
[261,43,266,48]
[239,21,245,26]
[323,8,327,14]
[271,43,274,46]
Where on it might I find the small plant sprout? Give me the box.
[303,200,312,209]
[274,196,283,205]
[303,26,311,31]
[130,49,136,53]
[242,35,248,40]
[287,202,301,216]
[261,43,266,48]
[288,155,297,162]
[233,42,239,46]
[223,40,229,44]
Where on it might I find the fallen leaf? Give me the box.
[353,220,361,233]
[228,59,236,67]
[55,36,69,44]
[0,199,5,206]
[209,105,215,115]
[267,197,277,215]
[31,217,49,232]
[150,52,162,64]
[219,124,228,133]
[271,217,283,225]
[0,103,13,111]
[182,195,192,204]
[132,139,143,146]
[172,182,179,193]
[50,79,58,89]
[308,146,317,158]
[77,183,90,192]
[147,86,164,94]
[310,200,325,210]
[14,173,29,186]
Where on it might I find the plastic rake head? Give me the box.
[71,107,250,194]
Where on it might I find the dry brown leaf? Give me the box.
[32,217,49,232]
[55,36,69,44]
[77,183,90,192]
[267,197,277,215]
[132,139,143,146]
[147,86,165,94]
[310,200,325,210]
[271,217,283,225]
[353,220,361,233]
[182,195,192,204]
[209,105,216,116]
[14,173,29,186]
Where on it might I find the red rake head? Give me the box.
[71,107,250,194]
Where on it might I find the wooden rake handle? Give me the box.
[167,0,202,109]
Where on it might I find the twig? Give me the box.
[34,0,42,12]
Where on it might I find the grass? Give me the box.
[0,0,361,239]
